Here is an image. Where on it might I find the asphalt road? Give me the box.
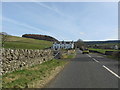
[47,50,119,88]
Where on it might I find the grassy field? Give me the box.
[2,59,67,88]
[2,35,52,49]
[88,48,119,54]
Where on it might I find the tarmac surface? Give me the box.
[47,50,119,88]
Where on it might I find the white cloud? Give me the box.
[2,16,52,35]
[2,16,65,40]
[103,34,118,41]
[80,32,85,35]
[34,2,65,16]
[104,37,118,41]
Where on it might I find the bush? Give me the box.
[112,51,120,58]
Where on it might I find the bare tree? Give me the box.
[1,35,8,47]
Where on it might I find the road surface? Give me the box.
[47,50,119,88]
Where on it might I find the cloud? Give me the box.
[2,16,65,40]
[79,32,85,35]
[102,32,118,41]
[2,16,53,35]
[34,2,65,16]
[104,36,118,41]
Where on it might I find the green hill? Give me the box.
[2,35,53,49]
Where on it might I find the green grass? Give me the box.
[65,53,76,59]
[2,59,67,88]
[106,55,119,60]
[2,50,76,88]
[61,50,76,59]
[89,48,120,60]
[88,48,119,54]
[2,35,52,49]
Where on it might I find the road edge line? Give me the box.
[87,54,91,57]
[102,65,120,79]
[92,58,99,63]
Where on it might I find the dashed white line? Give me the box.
[92,58,99,63]
[87,54,99,63]
[87,54,92,58]
[86,54,120,79]
[102,65,120,79]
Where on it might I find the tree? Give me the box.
[1,35,8,47]
[75,39,86,50]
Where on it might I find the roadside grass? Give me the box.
[2,59,67,88]
[89,48,120,60]
[2,50,76,88]
[62,53,76,59]
[88,48,119,54]
[106,55,119,60]
[2,35,52,49]
[61,50,76,59]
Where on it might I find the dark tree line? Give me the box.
[75,39,87,50]
[22,34,58,42]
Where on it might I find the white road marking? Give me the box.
[92,58,99,63]
[87,54,92,58]
[86,54,120,79]
[87,54,99,63]
[102,65,120,79]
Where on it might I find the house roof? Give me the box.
[54,41,74,44]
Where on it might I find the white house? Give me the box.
[52,41,74,50]
[110,45,118,50]
[114,45,118,50]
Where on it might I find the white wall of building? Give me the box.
[52,41,74,50]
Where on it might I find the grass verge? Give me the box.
[89,48,119,60]
[2,58,71,88]
[61,50,76,59]
[106,55,119,60]
[62,53,76,59]
[2,49,76,88]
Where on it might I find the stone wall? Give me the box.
[1,48,53,74]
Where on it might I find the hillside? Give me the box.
[0,32,9,35]
[2,35,53,49]
[22,34,58,42]
[84,40,120,45]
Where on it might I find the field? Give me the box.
[88,48,119,60]
[2,35,53,49]
[88,48,119,54]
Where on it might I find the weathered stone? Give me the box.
[2,48,53,74]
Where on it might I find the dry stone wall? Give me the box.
[1,48,53,74]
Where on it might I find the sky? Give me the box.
[1,2,118,41]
